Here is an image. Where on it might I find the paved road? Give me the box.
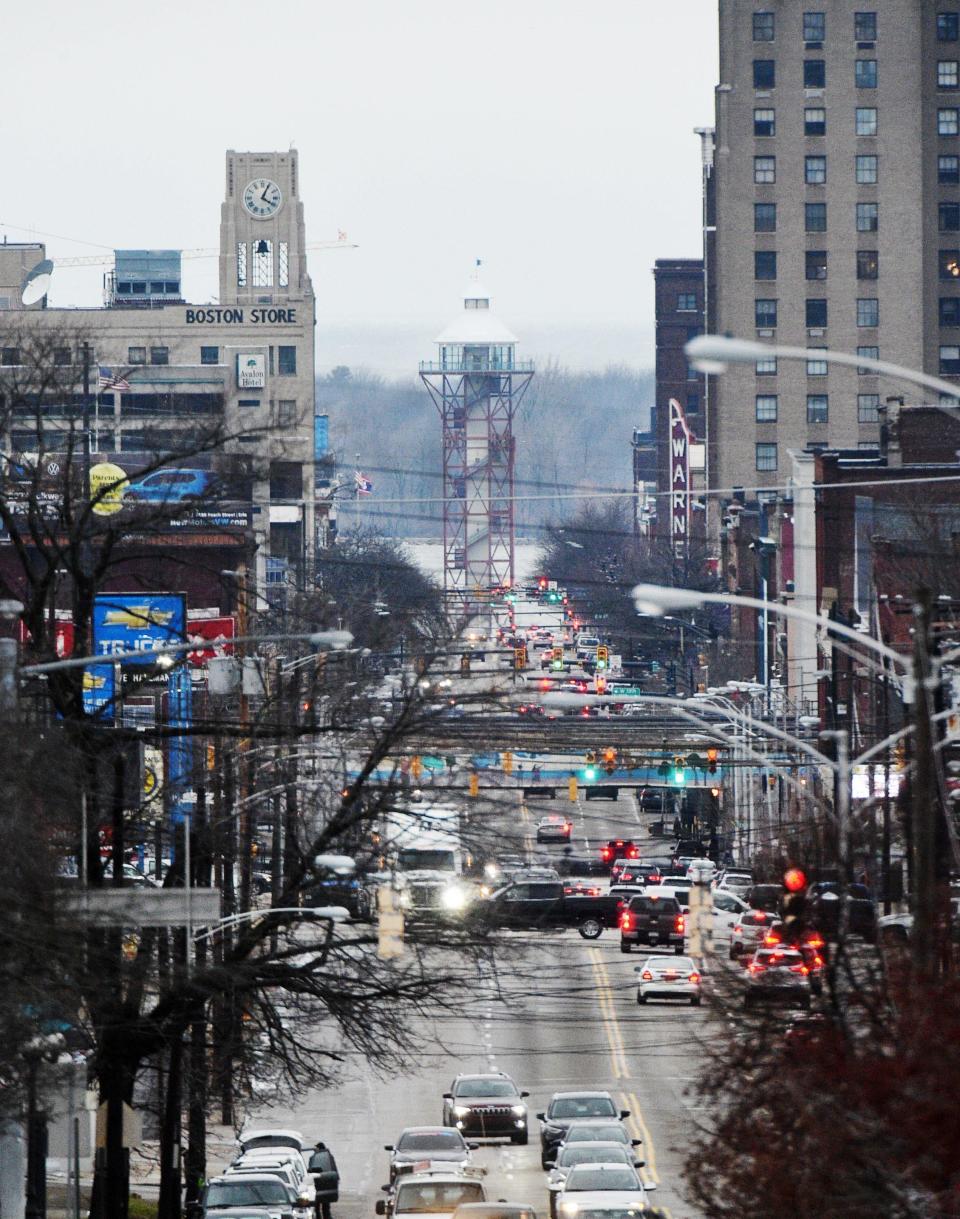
[231,791,711,1219]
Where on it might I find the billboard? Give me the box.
[185,615,236,667]
[93,594,187,666]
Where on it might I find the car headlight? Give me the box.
[511,1104,526,1116]
[398,891,412,908]
[484,862,500,879]
[442,886,467,911]
[454,1105,471,1117]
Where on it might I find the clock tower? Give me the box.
[219,149,312,306]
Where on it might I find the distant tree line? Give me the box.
[316,363,654,540]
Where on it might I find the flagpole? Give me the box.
[355,452,360,531]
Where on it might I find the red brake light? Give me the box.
[601,847,612,861]
[806,933,824,949]
[620,912,634,931]
[615,840,624,847]
[641,970,653,980]
[688,972,700,984]
[675,914,686,933]
[763,932,781,946]
[628,847,639,859]
[748,961,765,974]
[790,963,810,975]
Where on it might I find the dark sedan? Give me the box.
[536,1091,629,1169]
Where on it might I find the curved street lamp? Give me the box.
[685,333,960,403]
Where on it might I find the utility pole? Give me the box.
[911,588,945,976]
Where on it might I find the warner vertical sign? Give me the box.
[669,397,693,559]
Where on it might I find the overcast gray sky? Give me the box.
[3,0,718,376]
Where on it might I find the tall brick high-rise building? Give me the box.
[711,1,960,494]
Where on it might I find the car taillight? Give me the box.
[674,914,685,933]
[627,847,639,859]
[790,963,810,975]
[601,846,612,860]
[806,933,825,949]
[763,932,781,946]
[641,970,653,980]
[620,912,634,931]
[748,961,765,974]
[688,972,700,984]
[565,822,572,832]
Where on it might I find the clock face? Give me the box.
[242,178,283,219]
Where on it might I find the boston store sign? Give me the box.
[185,307,298,325]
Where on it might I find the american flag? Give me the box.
[354,470,373,496]
[98,366,130,391]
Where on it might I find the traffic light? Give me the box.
[596,676,607,694]
[894,740,906,770]
[582,754,597,781]
[596,645,608,671]
[603,746,617,775]
[469,772,480,798]
[568,776,578,801]
[781,867,808,944]
[514,646,527,671]
[538,576,548,591]
[551,645,564,670]
[502,750,514,775]
[707,747,718,774]
[585,750,596,764]
[411,755,422,780]
[460,654,471,676]
[671,755,686,786]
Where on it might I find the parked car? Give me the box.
[225,1152,316,1215]
[189,1173,306,1219]
[442,1072,529,1144]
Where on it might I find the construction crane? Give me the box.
[48,237,357,268]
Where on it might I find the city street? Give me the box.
[233,791,712,1219]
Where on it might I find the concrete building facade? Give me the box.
[711,0,959,494]
[0,150,318,602]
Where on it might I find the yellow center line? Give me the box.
[623,1088,660,1188]
[587,944,664,1192]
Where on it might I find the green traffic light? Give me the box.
[583,766,597,781]
[671,768,686,786]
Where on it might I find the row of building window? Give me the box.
[753,11,881,42]
[115,281,180,297]
[757,106,880,137]
[0,345,299,374]
[754,149,880,187]
[755,57,960,91]
[755,10,958,44]
[752,58,877,90]
[754,347,879,377]
[755,249,880,281]
[754,298,880,328]
[753,199,877,232]
[755,393,880,423]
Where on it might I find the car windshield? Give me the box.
[550,1097,617,1119]
[559,1145,629,1167]
[397,850,456,872]
[455,1079,517,1098]
[574,1210,647,1219]
[644,957,694,972]
[565,1168,639,1191]
[395,1182,484,1212]
[758,951,803,968]
[397,1132,465,1151]
[206,1181,289,1205]
[564,1125,627,1144]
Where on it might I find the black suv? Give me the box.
[442,1072,530,1144]
[536,1091,629,1169]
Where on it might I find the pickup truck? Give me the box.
[618,893,686,954]
[467,880,623,938]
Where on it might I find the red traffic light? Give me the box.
[783,867,807,893]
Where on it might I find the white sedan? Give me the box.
[555,1163,655,1218]
[634,955,702,1005]
[711,889,750,944]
